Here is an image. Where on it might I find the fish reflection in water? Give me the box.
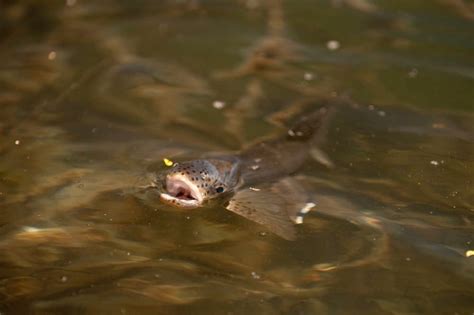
[149,106,334,240]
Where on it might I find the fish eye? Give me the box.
[216,186,225,193]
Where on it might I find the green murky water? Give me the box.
[1,1,473,314]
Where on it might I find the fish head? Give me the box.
[157,159,239,209]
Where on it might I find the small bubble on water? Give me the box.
[213,100,226,109]
[368,105,375,111]
[14,140,20,145]
[60,276,68,283]
[430,160,439,166]
[405,257,411,262]
[378,110,386,117]
[326,40,340,50]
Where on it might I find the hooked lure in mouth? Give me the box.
[154,106,334,240]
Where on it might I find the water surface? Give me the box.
[1,1,473,314]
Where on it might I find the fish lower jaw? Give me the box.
[159,192,202,209]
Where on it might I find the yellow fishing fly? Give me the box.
[163,158,174,167]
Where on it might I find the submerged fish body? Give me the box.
[155,106,333,240]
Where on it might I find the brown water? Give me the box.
[1,1,474,314]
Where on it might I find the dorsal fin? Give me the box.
[286,105,335,142]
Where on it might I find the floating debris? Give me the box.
[465,250,474,257]
[250,271,261,280]
[249,187,260,191]
[66,0,77,7]
[14,140,20,145]
[245,0,260,10]
[22,226,40,233]
[304,72,314,81]
[250,165,260,170]
[48,51,57,61]
[60,276,68,283]
[408,68,418,78]
[212,100,226,109]
[432,123,445,129]
[326,40,340,50]
[430,160,439,166]
[295,202,316,224]
[313,263,337,272]
[378,110,386,117]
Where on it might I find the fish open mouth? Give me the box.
[159,175,203,208]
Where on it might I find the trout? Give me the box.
[152,106,333,240]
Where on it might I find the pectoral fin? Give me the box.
[226,188,296,240]
[225,178,316,240]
